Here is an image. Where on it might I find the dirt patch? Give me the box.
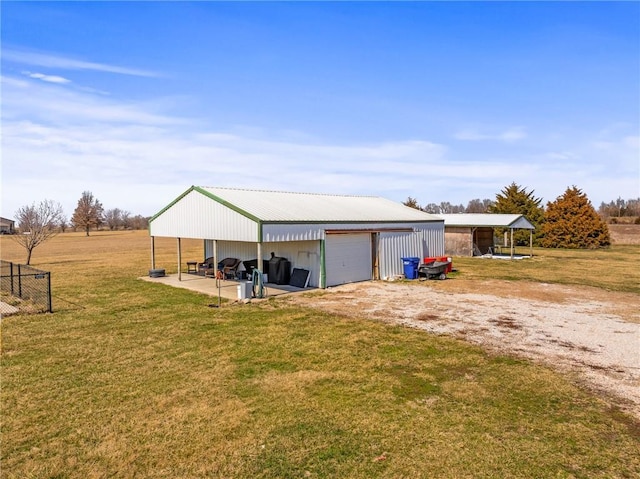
[290,280,640,419]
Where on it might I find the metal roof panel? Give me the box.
[199,187,442,223]
[437,214,535,229]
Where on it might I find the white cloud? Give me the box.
[454,126,527,142]
[1,74,183,125]
[23,71,71,84]
[1,73,637,220]
[4,48,160,77]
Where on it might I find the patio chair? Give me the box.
[197,257,215,276]
[217,257,241,280]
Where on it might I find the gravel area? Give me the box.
[290,280,640,419]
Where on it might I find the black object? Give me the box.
[268,254,291,285]
[149,268,165,278]
[289,268,310,288]
[417,261,450,280]
[243,259,269,276]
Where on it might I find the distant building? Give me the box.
[0,217,15,234]
[437,214,535,257]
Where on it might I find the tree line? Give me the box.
[404,182,615,250]
[597,198,640,221]
[11,191,150,264]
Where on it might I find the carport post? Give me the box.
[530,230,533,257]
[213,240,218,276]
[510,228,514,259]
[257,242,263,272]
[150,236,156,269]
[177,237,182,281]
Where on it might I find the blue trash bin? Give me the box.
[401,257,420,279]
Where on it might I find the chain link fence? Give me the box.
[0,260,52,313]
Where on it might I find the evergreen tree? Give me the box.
[541,186,610,249]
[71,191,104,236]
[489,182,544,245]
[403,196,421,210]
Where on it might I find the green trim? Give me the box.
[193,186,262,224]
[262,219,443,225]
[319,239,326,289]
[148,185,197,223]
[149,186,264,241]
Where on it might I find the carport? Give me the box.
[437,214,535,258]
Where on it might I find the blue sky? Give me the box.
[2,2,638,218]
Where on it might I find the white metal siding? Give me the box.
[378,224,445,279]
[205,240,322,288]
[262,222,442,243]
[325,234,372,286]
[150,190,259,241]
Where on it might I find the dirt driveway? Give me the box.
[289,279,640,419]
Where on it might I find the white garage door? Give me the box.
[325,233,372,286]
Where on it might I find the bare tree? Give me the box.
[465,198,494,213]
[71,191,104,236]
[129,214,149,230]
[12,200,65,265]
[104,208,122,230]
[59,215,69,233]
[422,203,440,214]
[120,210,131,230]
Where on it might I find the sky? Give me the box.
[2,1,639,219]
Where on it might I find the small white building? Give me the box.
[149,186,444,288]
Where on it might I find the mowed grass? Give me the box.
[2,232,639,478]
[451,245,640,294]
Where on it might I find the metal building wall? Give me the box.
[262,221,441,242]
[378,224,445,279]
[150,189,259,241]
[206,239,322,287]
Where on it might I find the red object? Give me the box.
[423,256,453,273]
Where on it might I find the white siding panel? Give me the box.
[150,190,258,241]
[262,224,325,242]
[262,222,442,243]
[204,240,322,288]
[378,224,445,279]
[325,234,372,286]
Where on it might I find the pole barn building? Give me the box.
[149,186,444,288]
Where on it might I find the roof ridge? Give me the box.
[200,186,379,198]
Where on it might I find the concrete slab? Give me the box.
[140,273,314,301]
[0,301,19,316]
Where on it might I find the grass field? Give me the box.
[2,231,639,478]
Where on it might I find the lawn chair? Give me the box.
[217,258,241,280]
[197,257,215,276]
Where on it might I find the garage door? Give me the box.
[325,233,372,286]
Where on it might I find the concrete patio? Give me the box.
[140,272,314,301]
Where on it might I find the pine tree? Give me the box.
[403,196,421,210]
[541,186,610,249]
[489,182,544,245]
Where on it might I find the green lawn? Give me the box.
[2,233,639,478]
[450,245,640,294]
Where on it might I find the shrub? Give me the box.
[541,186,610,249]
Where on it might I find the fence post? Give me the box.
[17,264,22,298]
[10,261,14,295]
[47,272,53,313]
